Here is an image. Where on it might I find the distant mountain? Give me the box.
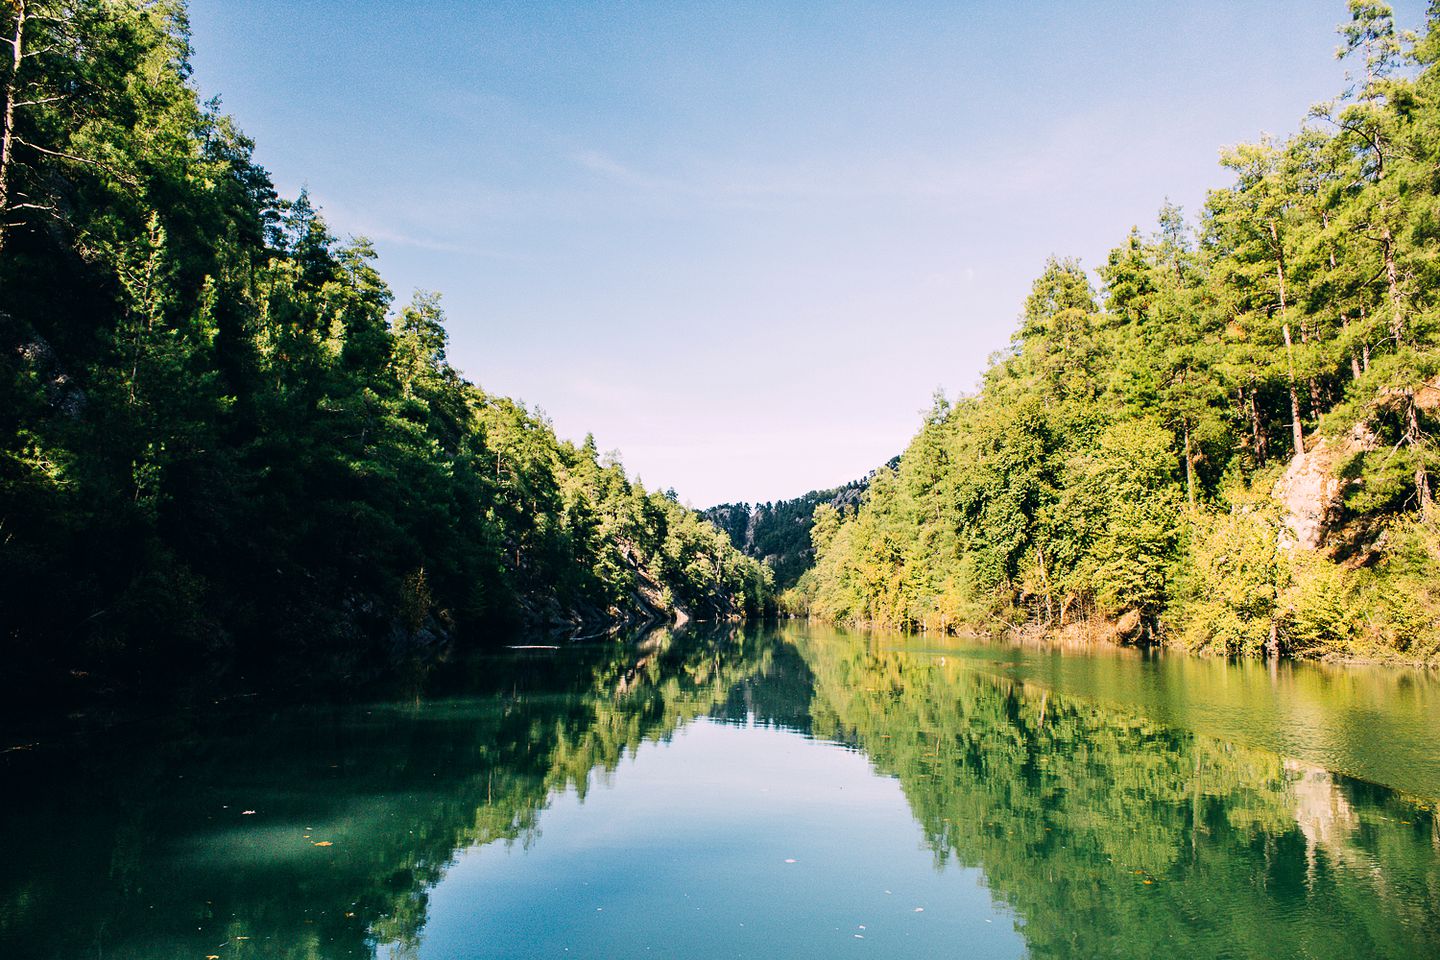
[705,458,897,590]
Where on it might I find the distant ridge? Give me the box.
[704,457,898,590]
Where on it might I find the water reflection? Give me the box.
[1,625,1436,959]
[794,626,1440,959]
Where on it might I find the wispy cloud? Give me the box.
[354,225,508,258]
[566,114,1127,213]
[573,149,676,191]
[271,185,526,261]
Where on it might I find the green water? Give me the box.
[2,625,1438,959]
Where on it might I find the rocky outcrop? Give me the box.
[1273,425,1378,551]
[701,463,889,591]
[4,317,87,418]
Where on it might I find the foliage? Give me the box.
[0,0,769,705]
[797,1,1440,660]
[703,473,873,591]
[1171,503,1287,657]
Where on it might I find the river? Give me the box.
[2,623,1437,959]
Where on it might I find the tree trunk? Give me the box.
[1246,386,1267,465]
[1383,227,1404,348]
[1035,542,1053,625]
[1297,320,1323,417]
[1282,320,1305,457]
[1328,214,1362,381]
[1271,220,1304,457]
[1342,315,1362,380]
[1183,419,1196,507]
[0,0,25,257]
[1406,396,1432,518]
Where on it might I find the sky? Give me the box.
[187,0,1426,507]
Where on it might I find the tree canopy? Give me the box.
[793,0,1440,661]
[0,0,771,707]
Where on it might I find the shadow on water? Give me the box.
[1,623,1437,959]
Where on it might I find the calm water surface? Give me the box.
[2,624,1438,959]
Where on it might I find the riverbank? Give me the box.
[783,604,1440,669]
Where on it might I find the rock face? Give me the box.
[1274,444,1344,550]
[701,462,889,591]
[1112,608,1144,643]
[1272,425,1377,551]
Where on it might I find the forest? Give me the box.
[4,4,1438,958]
[790,1,1440,662]
[5,0,1440,709]
[704,472,875,590]
[0,0,771,708]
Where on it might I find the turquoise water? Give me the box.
[2,624,1438,959]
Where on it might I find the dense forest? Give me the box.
[0,0,771,707]
[791,1,1440,662]
[5,0,1438,705]
[704,472,876,590]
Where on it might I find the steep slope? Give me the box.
[704,463,889,590]
[795,3,1440,661]
[0,0,770,707]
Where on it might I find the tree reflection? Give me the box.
[1,625,1436,959]
[789,625,1440,959]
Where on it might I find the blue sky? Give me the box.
[188,0,1425,507]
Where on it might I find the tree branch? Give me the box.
[12,135,138,186]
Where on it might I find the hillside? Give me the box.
[704,465,886,590]
[0,1,770,706]
[792,2,1440,662]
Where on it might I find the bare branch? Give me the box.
[12,136,99,163]
[12,135,138,187]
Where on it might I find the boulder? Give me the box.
[1272,425,1377,551]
